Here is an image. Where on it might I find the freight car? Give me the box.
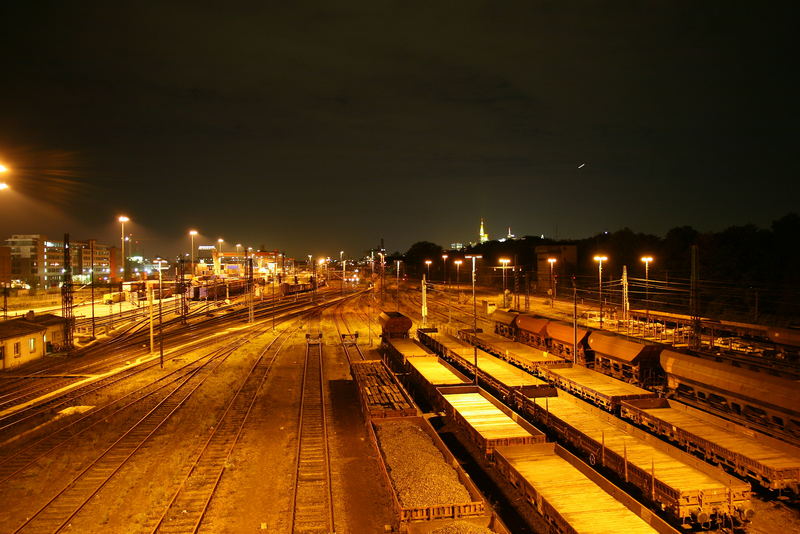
[279,282,313,297]
[660,349,800,441]
[492,311,594,366]
[588,332,663,387]
[378,311,413,340]
[494,443,678,534]
[457,330,568,374]
[620,397,800,494]
[521,392,754,528]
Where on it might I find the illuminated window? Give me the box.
[29,338,35,352]
[14,342,20,357]
[0,346,4,360]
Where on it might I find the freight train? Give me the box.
[490,310,800,443]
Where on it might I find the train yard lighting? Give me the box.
[641,256,653,324]
[425,259,432,280]
[189,230,198,274]
[465,255,482,385]
[0,183,8,191]
[0,164,8,190]
[594,255,608,329]
[499,258,510,307]
[441,254,448,285]
[0,164,8,173]
[454,259,463,299]
[118,216,129,281]
[547,258,557,308]
[154,258,168,369]
[217,238,224,253]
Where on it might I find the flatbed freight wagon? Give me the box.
[621,397,800,494]
[522,392,753,527]
[439,386,545,456]
[417,329,555,399]
[540,365,656,412]
[458,330,569,373]
[494,442,679,534]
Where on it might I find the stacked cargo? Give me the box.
[350,360,417,419]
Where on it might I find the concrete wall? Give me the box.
[1,331,46,370]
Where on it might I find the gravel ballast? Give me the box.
[375,419,472,508]
[431,521,495,534]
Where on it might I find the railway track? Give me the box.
[10,340,243,534]
[148,318,303,533]
[290,330,335,533]
[0,292,342,424]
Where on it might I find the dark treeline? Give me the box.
[392,213,800,325]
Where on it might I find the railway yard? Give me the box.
[0,281,798,533]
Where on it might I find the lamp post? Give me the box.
[118,216,129,281]
[465,255,482,385]
[340,251,345,295]
[441,254,448,286]
[154,258,168,368]
[641,256,653,327]
[594,255,608,329]
[547,258,557,308]
[395,260,402,311]
[454,259,463,302]
[188,230,198,276]
[499,258,510,307]
[424,260,432,281]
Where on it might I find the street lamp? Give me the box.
[118,216,129,281]
[454,259,463,299]
[0,164,8,190]
[547,258,557,308]
[499,258,510,307]
[441,254,448,286]
[188,230,198,275]
[465,255,482,385]
[154,258,168,368]
[217,238,224,253]
[424,260,432,281]
[593,255,608,329]
[641,256,653,326]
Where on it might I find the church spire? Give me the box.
[479,218,489,243]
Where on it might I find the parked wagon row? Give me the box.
[489,310,800,442]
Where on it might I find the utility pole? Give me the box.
[622,265,629,331]
[421,274,428,326]
[90,240,96,338]
[689,245,700,349]
[149,285,154,353]
[572,276,578,364]
[157,261,165,368]
[61,233,75,352]
[395,260,402,311]
[248,257,254,323]
[179,258,188,324]
[465,255,482,385]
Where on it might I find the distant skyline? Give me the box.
[1,3,797,258]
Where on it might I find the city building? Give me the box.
[4,235,114,288]
[0,246,10,285]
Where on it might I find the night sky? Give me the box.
[0,2,797,258]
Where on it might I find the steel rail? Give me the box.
[289,327,335,533]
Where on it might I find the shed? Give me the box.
[0,319,47,370]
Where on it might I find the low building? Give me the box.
[0,311,67,370]
[0,319,46,370]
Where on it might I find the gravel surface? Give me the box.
[376,419,472,508]
[430,521,495,534]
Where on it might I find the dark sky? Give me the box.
[0,2,797,258]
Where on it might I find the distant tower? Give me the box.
[479,218,489,243]
[507,226,515,239]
